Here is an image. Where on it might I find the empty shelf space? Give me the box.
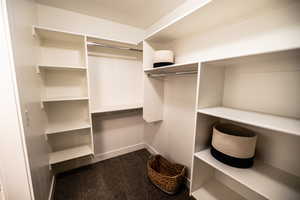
[145,0,292,43]
[198,107,300,136]
[42,96,89,103]
[92,104,143,114]
[45,121,91,135]
[49,145,92,165]
[38,65,87,71]
[144,62,198,75]
[194,149,300,200]
[192,179,245,200]
[33,26,84,43]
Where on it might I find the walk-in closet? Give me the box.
[0,0,300,200]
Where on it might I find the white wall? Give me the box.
[5,0,52,200]
[36,4,145,44]
[93,111,144,155]
[0,0,34,199]
[88,55,143,110]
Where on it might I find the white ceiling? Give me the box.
[35,0,186,29]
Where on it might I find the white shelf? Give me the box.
[34,25,84,43]
[192,179,245,200]
[49,145,92,165]
[92,104,143,114]
[42,96,89,103]
[145,0,289,43]
[194,149,300,200]
[46,121,91,135]
[38,65,86,71]
[198,107,300,137]
[144,62,198,75]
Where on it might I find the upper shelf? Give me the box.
[145,0,291,43]
[144,62,198,75]
[33,25,138,47]
[198,107,300,137]
[194,149,300,200]
[42,96,89,103]
[33,26,84,44]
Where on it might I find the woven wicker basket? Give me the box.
[147,155,185,194]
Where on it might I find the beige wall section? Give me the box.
[144,75,198,179]
[93,111,144,155]
[6,0,52,200]
[36,4,145,44]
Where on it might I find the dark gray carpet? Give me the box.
[54,149,195,200]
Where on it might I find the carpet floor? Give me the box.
[54,149,195,200]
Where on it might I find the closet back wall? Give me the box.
[89,49,144,158]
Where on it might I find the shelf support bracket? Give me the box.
[36,65,40,74]
[32,26,36,37]
[40,101,44,109]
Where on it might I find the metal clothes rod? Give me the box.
[87,41,143,52]
[148,70,198,78]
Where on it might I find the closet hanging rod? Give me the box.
[87,42,143,52]
[148,70,198,77]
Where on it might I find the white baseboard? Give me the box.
[144,143,160,155]
[48,175,55,200]
[92,143,146,163]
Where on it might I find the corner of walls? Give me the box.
[36,3,146,44]
[6,0,53,199]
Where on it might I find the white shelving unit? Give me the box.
[190,48,300,200]
[34,25,143,167]
[198,107,300,136]
[34,26,94,164]
[49,145,92,165]
[194,149,300,200]
[142,40,199,122]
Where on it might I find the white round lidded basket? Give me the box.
[153,50,174,68]
[211,123,257,168]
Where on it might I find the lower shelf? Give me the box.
[192,179,245,200]
[49,145,93,165]
[194,149,300,200]
[92,104,143,114]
